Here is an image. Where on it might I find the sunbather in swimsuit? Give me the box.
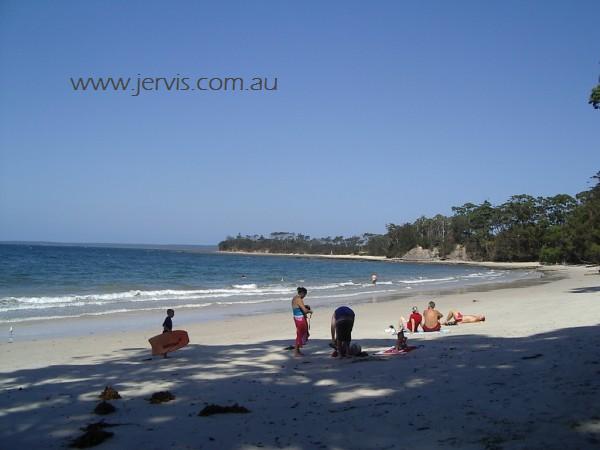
[444,310,485,325]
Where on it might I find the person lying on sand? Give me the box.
[331,306,355,357]
[399,306,422,333]
[422,301,443,332]
[444,311,485,325]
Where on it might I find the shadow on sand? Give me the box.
[1,326,600,450]
[569,286,600,294]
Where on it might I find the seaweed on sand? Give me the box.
[198,403,250,416]
[69,420,122,448]
[93,401,116,415]
[148,391,176,404]
[98,386,121,400]
[80,421,121,432]
[69,429,114,448]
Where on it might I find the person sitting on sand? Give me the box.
[399,306,422,333]
[331,305,355,357]
[422,301,443,332]
[292,287,312,356]
[444,310,485,325]
[395,329,408,351]
[163,308,174,333]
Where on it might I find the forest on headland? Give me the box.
[219,172,600,264]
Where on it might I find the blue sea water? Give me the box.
[0,244,538,325]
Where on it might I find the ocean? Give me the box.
[0,244,540,328]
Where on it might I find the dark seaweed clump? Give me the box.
[198,403,250,416]
[93,401,116,415]
[98,386,121,400]
[69,429,114,448]
[148,391,176,404]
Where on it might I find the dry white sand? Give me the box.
[1,265,600,449]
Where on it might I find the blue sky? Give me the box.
[0,0,599,244]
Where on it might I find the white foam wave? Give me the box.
[0,268,525,320]
[462,272,502,279]
[231,283,258,289]
[398,277,456,284]
[0,302,216,324]
[311,281,360,290]
[0,285,296,311]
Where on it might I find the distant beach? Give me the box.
[218,250,543,269]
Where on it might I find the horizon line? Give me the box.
[0,240,218,248]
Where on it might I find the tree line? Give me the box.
[218,172,600,264]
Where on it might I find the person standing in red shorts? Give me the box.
[291,287,312,356]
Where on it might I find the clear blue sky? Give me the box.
[1,1,598,244]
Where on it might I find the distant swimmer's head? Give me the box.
[167,308,174,317]
[411,306,418,313]
[297,287,308,298]
[428,301,436,309]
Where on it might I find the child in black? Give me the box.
[163,309,174,333]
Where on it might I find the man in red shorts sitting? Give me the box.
[422,301,443,332]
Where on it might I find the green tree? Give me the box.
[566,172,600,263]
[590,84,600,109]
[386,223,417,257]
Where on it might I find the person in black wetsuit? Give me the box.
[163,309,174,333]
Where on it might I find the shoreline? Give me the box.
[218,250,543,269]
[2,266,546,341]
[2,265,600,449]
[0,265,575,357]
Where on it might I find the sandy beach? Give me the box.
[1,265,600,449]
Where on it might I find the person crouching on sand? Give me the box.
[422,301,443,332]
[444,310,485,325]
[291,287,312,356]
[399,306,422,333]
[330,306,355,357]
